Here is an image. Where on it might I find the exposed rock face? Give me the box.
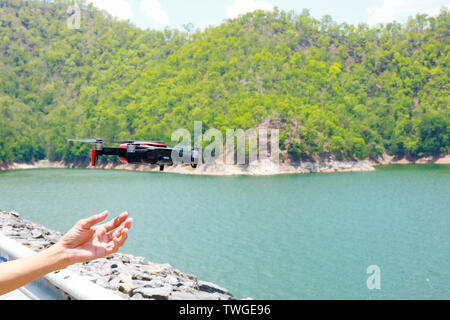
[0,211,235,300]
[173,159,375,175]
[369,154,450,166]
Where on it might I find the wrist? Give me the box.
[44,243,73,271]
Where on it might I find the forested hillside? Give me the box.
[0,0,448,164]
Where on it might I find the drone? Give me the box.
[68,138,199,171]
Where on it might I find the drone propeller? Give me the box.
[67,138,103,143]
[68,138,168,147]
[113,140,164,145]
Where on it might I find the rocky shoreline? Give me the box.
[0,210,236,300]
[1,155,448,175]
[369,154,450,166]
[0,158,377,175]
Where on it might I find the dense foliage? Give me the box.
[0,0,448,163]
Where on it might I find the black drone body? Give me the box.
[68,139,198,171]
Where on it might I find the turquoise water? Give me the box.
[0,165,449,299]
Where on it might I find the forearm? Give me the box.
[0,244,69,295]
[0,211,131,296]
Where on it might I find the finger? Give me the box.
[111,218,133,238]
[112,227,128,247]
[106,229,128,254]
[116,228,128,247]
[78,211,108,230]
[105,237,120,255]
[123,218,133,230]
[101,212,129,233]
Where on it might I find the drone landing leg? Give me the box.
[160,165,164,172]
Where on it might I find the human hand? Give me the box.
[55,211,132,266]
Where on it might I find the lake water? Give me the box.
[0,165,449,299]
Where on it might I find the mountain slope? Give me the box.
[0,0,448,163]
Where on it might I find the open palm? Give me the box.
[59,211,132,264]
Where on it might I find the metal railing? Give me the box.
[0,233,124,300]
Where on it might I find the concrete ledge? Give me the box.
[0,232,124,300]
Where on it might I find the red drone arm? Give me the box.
[91,149,97,166]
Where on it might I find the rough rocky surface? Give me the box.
[0,210,235,300]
